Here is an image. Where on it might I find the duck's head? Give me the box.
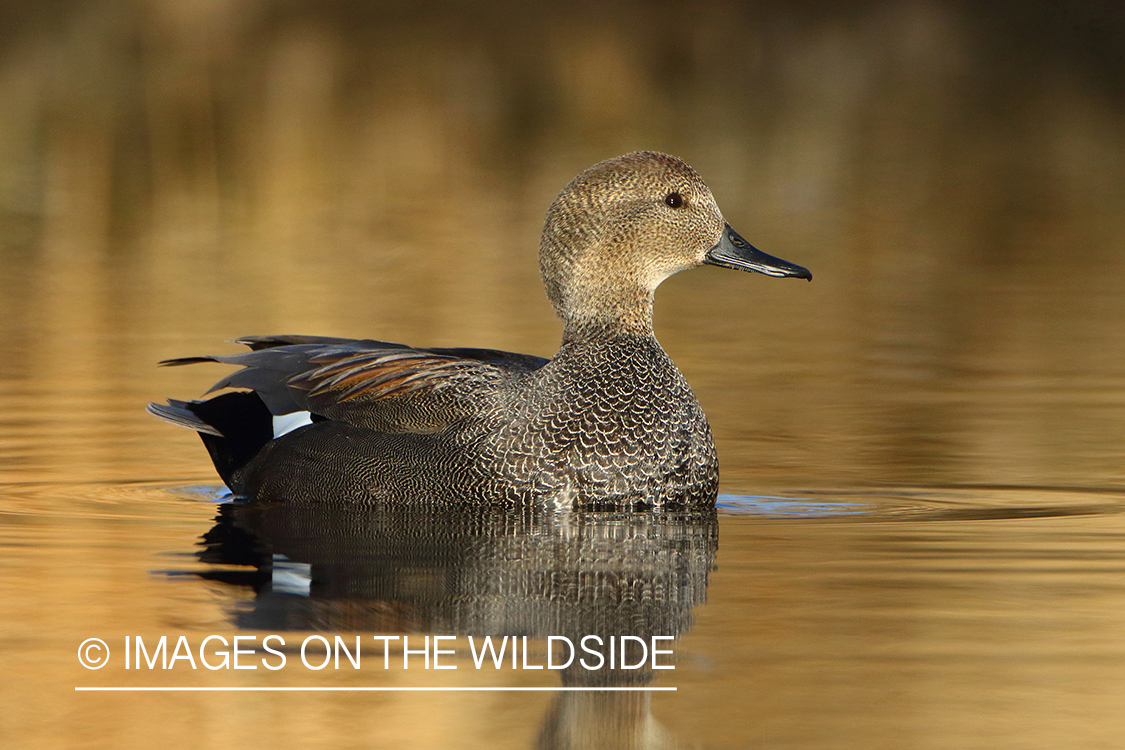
[540,151,810,340]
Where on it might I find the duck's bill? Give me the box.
[704,225,812,280]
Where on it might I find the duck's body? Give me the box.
[217,331,714,506]
[150,152,810,508]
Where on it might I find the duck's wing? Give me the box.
[155,335,549,434]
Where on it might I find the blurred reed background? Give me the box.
[0,0,1123,490]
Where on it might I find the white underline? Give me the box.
[75,686,675,692]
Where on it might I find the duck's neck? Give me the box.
[560,289,655,344]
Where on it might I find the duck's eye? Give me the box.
[664,192,685,209]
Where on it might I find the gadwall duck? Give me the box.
[149,152,810,507]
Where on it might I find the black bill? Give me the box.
[704,224,812,280]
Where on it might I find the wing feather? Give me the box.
[156,335,549,434]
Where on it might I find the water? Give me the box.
[3,2,1125,748]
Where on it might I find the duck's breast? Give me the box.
[488,335,718,502]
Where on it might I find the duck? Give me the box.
[149,151,810,508]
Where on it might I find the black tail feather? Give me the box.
[186,392,274,488]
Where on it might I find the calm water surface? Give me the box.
[3,2,1125,748]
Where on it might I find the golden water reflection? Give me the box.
[2,2,1125,748]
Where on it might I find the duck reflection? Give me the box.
[194,498,716,748]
